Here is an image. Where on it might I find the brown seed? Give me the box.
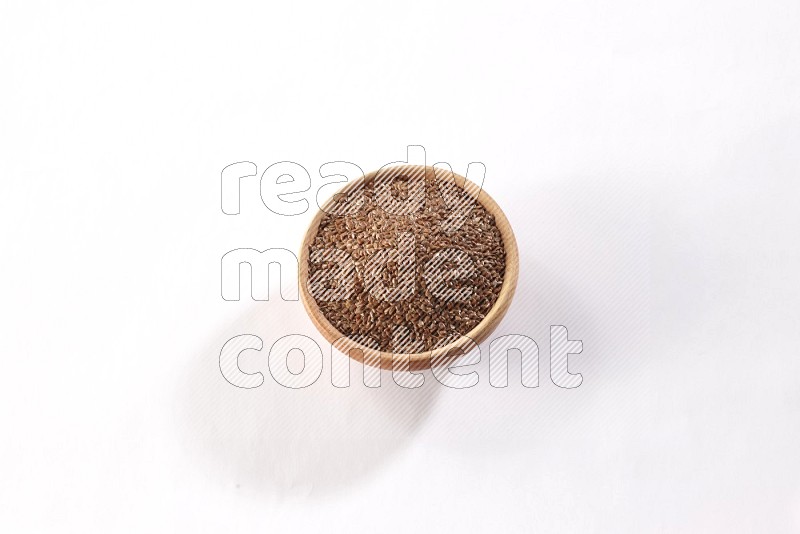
[308,168,505,352]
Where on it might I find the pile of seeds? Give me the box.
[307,167,506,353]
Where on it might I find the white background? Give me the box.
[2,0,800,532]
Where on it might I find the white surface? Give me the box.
[2,0,800,532]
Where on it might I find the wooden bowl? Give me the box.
[299,164,519,371]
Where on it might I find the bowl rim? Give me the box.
[298,164,519,371]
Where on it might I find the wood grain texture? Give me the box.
[299,165,519,371]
